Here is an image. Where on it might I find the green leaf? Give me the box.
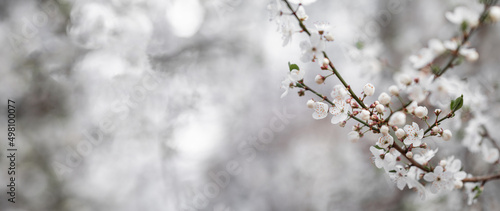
[373,145,384,150]
[431,65,441,75]
[388,170,397,173]
[288,62,299,72]
[461,21,468,32]
[451,95,464,112]
[355,41,364,50]
[473,186,483,199]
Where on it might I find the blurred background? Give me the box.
[0,0,499,210]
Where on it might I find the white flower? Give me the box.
[407,84,427,103]
[370,146,397,171]
[482,144,499,163]
[413,148,438,165]
[489,6,500,22]
[428,39,446,55]
[423,166,454,193]
[445,6,480,27]
[312,102,329,119]
[363,83,375,96]
[464,180,480,205]
[376,104,385,114]
[409,48,434,69]
[389,166,409,190]
[396,128,406,139]
[459,47,479,62]
[306,99,315,108]
[280,67,306,98]
[315,75,325,84]
[406,176,427,200]
[330,85,349,101]
[360,110,370,121]
[409,39,446,69]
[414,106,428,118]
[329,85,351,124]
[388,85,399,95]
[398,74,412,86]
[347,131,360,143]
[442,129,452,141]
[278,16,296,46]
[267,0,282,22]
[463,117,487,152]
[289,69,306,81]
[378,92,391,105]
[441,156,467,189]
[300,33,325,62]
[377,134,394,149]
[314,21,330,35]
[280,78,293,98]
[428,77,461,108]
[296,6,308,21]
[389,111,406,127]
[329,100,350,124]
[444,40,459,50]
[403,122,424,146]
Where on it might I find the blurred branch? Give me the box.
[463,173,500,183]
[434,2,497,79]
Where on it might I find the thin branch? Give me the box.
[463,173,500,183]
[392,142,431,172]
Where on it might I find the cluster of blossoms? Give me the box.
[272,0,500,204]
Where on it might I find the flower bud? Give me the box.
[380,125,389,135]
[348,131,360,143]
[389,111,406,126]
[324,33,334,41]
[363,83,375,96]
[414,106,428,118]
[339,121,346,127]
[489,6,500,22]
[454,181,463,189]
[322,58,330,66]
[464,50,479,62]
[298,90,305,96]
[442,129,452,141]
[420,143,427,149]
[360,110,370,121]
[378,92,391,105]
[388,85,399,96]
[307,99,315,109]
[439,160,447,167]
[376,104,385,113]
[434,109,442,115]
[315,75,325,84]
[406,151,413,159]
[431,126,440,134]
[396,128,406,139]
